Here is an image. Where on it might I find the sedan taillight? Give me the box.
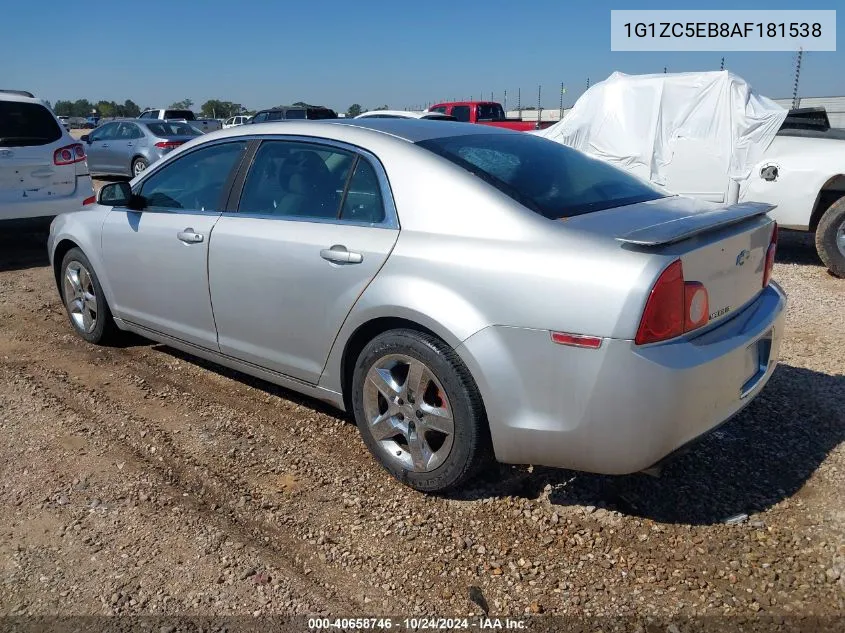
[54,143,86,165]
[762,222,778,287]
[155,141,184,149]
[635,259,710,345]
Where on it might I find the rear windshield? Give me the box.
[146,122,201,137]
[163,109,196,120]
[307,108,337,120]
[0,101,62,146]
[416,133,665,218]
[476,104,505,120]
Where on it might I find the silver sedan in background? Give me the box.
[48,120,786,492]
[81,120,202,177]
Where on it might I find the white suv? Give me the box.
[1,90,94,222]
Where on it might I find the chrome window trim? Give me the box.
[227,134,400,230]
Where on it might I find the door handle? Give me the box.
[101,143,109,148]
[127,143,133,147]
[320,244,363,264]
[177,228,204,244]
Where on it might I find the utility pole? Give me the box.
[792,47,803,110]
[559,82,565,120]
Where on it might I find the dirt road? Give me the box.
[0,217,843,622]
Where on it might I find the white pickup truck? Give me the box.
[137,109,222,134]
[539,71,845,278]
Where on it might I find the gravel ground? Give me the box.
[0,211,843,625]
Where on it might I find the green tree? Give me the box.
[96,100,116,117]
[54,100,73,116]
[169,98,194,110]
[346,103,363,118]
[200,100,244,118]
[123,99,141,117]
[72,99,94,117]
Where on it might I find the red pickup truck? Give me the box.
[427,101,554,131]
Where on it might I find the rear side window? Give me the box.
[451,106,471,122]
[285,109,307,120]
[476,104,505,120]
[417,133,665,218]
[0,101,62,146]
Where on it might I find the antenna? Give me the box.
[720,56,725,70]
[518,88,521,118]
[792,47,803,110]
[586,77,590,90]
[559,82,565,120]
[504,89,507,111]
[537,85,542,127]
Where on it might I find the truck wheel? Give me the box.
[815,196,845,278]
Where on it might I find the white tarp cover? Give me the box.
[535,70,788,185]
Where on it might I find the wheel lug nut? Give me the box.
[415,410,423,419]
[397,398,403,406]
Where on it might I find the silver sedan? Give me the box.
[81,119,202,177]
[48,120,787,492]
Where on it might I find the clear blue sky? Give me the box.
[3,0,842,112]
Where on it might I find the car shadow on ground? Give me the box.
[776,228,825,267]
[461,363,845,526]
[0,219,52,273]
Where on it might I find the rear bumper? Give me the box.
[0,175,94,221]
[456,282,787,474]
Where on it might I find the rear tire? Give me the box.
[815,196,845,278]
[59,247,118,345]
[132,157,148,177]
[351,329,492,493]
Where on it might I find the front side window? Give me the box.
[417,133,665,218]
[89,122,119,141]
[138,141,247,211]
[0,101,62,146]
[451,106,471,122]
[238,140,356,219]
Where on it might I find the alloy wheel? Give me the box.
[362,354,455,473]
[63,261,98,333]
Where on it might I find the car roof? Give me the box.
[203,118,515,144]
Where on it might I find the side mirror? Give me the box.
[97,181,145,210]
[80,134,90,143]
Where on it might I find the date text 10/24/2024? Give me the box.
[307,617,527,630]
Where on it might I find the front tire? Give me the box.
[351,329,492,493]
[60,248,118,344]
[815,196,845,278]
[132,157,148,177]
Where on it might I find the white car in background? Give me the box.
[0,90,94,222]
[355,109,456,121]
[223,115,252,129]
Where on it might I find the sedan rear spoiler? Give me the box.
[616,202,775,246]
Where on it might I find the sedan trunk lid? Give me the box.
[564,195,777,330]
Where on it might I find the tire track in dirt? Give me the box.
[0,358,378,612]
